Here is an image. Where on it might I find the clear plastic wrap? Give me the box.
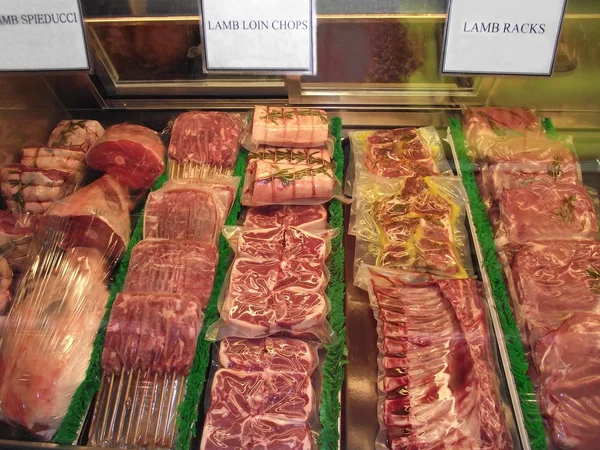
[101,292,204,376]
[166,111,243,179]
[0,164,82,214]
[462,107,542,155]
[494,183,598,262]
[244,205,328,230]
[505,240,600,348]
[532,314,600,450]
[355,265,514,450]
[201,337,320,450]
[241,147,344,206]
[0,211,39,273]
[0,228,121,440]
[346,126,450,196]
[86,124,166,191]
[160,176,240,217]
[46,120,105,152]
[351,173,473,280]
[143,179,234,243]
[207,226,336,343]
[242,106,331,151]
[124,239,218,308]
[40,174,132,261]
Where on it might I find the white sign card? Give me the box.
[441,0,567,76]
[0,0,89,71]
[199,0,316,74]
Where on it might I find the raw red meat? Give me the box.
[101,292,203,375]
[218,338,318,374]
[41,175,131,259]
[497,183,597,246]
[86,124,165,190]
[234,226,328,262]
[0,211,39,271]
[47,120,105,152]
[21,147,86,179]
[143,183,223,242]
[244,205,328,230]
[509,240,600,345]
[370,176,467,278]
[201,415,311,450]
[224,290,328,337]
[204,368,314,423]
[242,148,336,206]
[162,178,238,216]
[251,106,329,148]
[1,164,77,214]
[368,275,512,450]
[365,128,439,178]
[463,107,541,152]
[533,314,600,450]
[0,247,109,439]
[124,239,217,308]
[168,111,243,168]
[480,156,579,203]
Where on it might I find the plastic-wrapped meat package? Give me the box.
[506,240,600,347]
[167,111,243,176]
[0,246,112,439]
[207,226,335,342]
[352,173,472,279]
[0,256,12,336]
[0,210,39,272]
[159,177,240,217]
[532,314,600,450]
[101,292,204,375]
[347,126,448,196]
[246,106,330,150]
[355,266,513,450]
[242,147,341,206]
[143,181,231,243]
[0,164,80,214]
[244,205,328,230]
[201,337,318,450]
[86,124,166,190]
[46,120,105,152]
[462,107,542,155]
[40,174,132,260]
[124,239,218,308]
[21,147,87,181]
[495,183,598,258]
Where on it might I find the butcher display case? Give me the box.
[0,1,600,450]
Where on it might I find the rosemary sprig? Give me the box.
[250,149,328,166]
[260,108,328,125]
[52,120,87,148]
[586,266,600,294]
[255,163,333,187]
[7,178,25,209]
[547,157,562,181]
[555,195,576,224]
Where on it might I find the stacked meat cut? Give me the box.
[201,337,317,450]
[349,122,518,448]
[88,110,245,448]
[464,107,600,449]
[167,111,243,179]
[201,107,340,449]
[359,268,513,449]
[0,119,167,440]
